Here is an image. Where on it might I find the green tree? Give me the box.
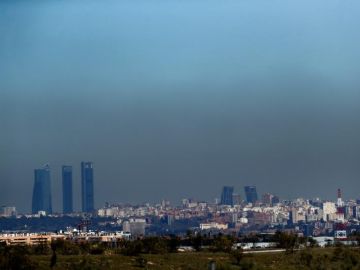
[50,240,57,269]
[191,234,203,251]
[308,237,318,248]
[167,236,180,253]
[135,255,148,268]
[298,249,313,268]
[122,239,144,256]
[0,246,38,270]
[32,241,50,255]
[55,239,81,255]
[210,236,234,253]
[274,231,298,253]
[230,248,243,266]
[142,237,168,254]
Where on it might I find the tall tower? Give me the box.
[337,188,343,207]
[62,165,73,214]
[81,162,94,212]
[220,186,234,205]
[32,164,52,214]
[244,186,258,204]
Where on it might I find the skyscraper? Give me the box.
[32,164,52,214]
[220,186,234,205]
[244,186,258,204]
[62,165,73,214]
[81,162,94,212]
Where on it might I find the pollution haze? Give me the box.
[1,0,360,213]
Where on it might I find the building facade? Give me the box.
[62,165,73,214]
[81,162,94,212]
[220,186,234,205]
[32,164,52,214]
[0,206,17,217]
[244,186,258,204]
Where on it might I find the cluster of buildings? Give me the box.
[219,185,279,206]
[3,175,360,241]
[31,162,94,215]
[93,186,360,239]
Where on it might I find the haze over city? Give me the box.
[1,0,360,213]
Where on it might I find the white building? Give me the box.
[199,222,228,230]
[322,202,337,221]
[0,206,17,217]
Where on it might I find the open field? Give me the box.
[26,247,360,270]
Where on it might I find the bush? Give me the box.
[51,239,81,255]
[122,240,144,256]
[142,237,168,254]
[32,241,50,255]
[89,244,105,255]
[298,249,313,267]
[167,236,180,253]
[238,259,255,270]
[0,246,38,270]
[134,255,148,268]
[231,248,244,265]
[274,231,300,253]
[210,236,234,253]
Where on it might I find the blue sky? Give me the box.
[1,0,360,212]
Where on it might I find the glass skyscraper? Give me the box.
[62,165,73,214]
[32,164,52,214]
[81,161,94,212]
[244,186,258,204]
[220,186,234,205]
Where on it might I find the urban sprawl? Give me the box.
[1,163,359,248]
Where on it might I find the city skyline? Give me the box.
[22,161,358,215]
[3,155,360,214]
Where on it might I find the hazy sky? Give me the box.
[1,0,360,213]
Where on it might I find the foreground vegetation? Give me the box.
[2,233,360,269]
[3,246,360,270]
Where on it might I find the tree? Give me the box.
[308,237,318,248]
[50,252,57,269]
[135,256,148,268]
[142,237,168,254]
[50,240,57,269]
[50,239,81,255]
[231,248,244,266]
[0,246,37,270]
[122,239,144,256]
[167,236,180,253]
[298,249,313,268]
[274,231,298,253]
[32,241,50,255]
[210,236,234,253]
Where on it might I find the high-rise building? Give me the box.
[337,188,344,207]
[244,186,258,204]
[81,162,94,212]
[232,193,242,205]
[220,186,234,205]
[32,164,52,214]
[0,206,17,217]
[62,165,73,214]
[271,195,280,205]
[262,193,273,205]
